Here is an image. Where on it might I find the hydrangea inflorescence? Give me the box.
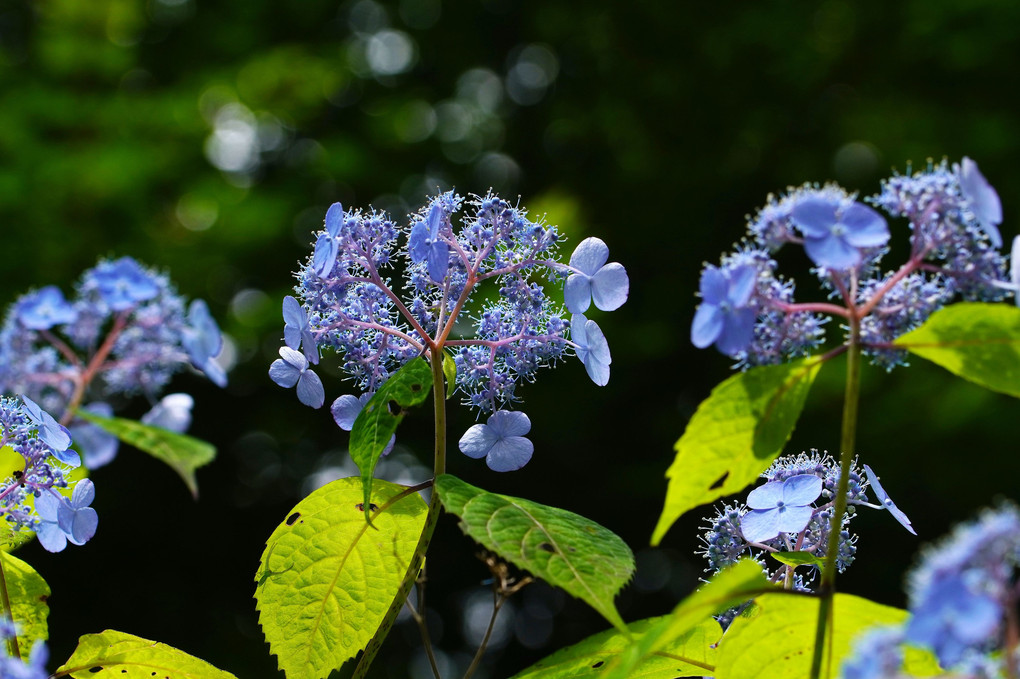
[0,256,227,469]
[700,451,912,598]
[0,395,97,552]
[272,192,629,471]
[692,157,1017,369]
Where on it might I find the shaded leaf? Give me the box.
[602,560,770,679]
[895,302,1020,398]
[510,618,720,679]
[652,358,822,545]
[770,551,825,568]
[74,411,214,498]
[55,629,236,678]
[254,477,428,679]
[715,592,908,679]
[0,550,50,655]
[436,474,633,631]
[349,358,433,511]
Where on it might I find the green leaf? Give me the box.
[894,302,1020,398]
[509,617,721,679]
[254,477,428,679]
[602,559,770,679]
[770,551,825,568]
[651,358,823,545]
[55,629,236,678]
[0,551,50,655]
[435,474,634,631]
[349,357,433,511]
[74,411,215,498]
[443,348,457,399]
[715,592,910,679]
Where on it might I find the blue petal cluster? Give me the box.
[695,159,1017,369]
[0,256,227,468]
[276,193,628,470]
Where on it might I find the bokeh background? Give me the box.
[2,0,1019,676]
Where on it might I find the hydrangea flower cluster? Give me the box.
[840,505,1020,678]
[693,158,1018,369]
[700,452,913,589]
[271,193,629,471]
[0,257,227,468]
[0,395,97,552]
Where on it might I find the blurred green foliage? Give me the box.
[2,0,1019,676]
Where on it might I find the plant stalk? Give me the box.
[0,553,20,660]
[810,315,862,679]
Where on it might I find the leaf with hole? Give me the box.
[349,357,433,511]
[436,474,633,631]
[55,629,236,678]
[254,477,428,679]
[73,411,214,498]
[652,358,822,545]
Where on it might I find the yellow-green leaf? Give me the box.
[254,477,428,679]
[55,629,236,678]
[0,550,50,656]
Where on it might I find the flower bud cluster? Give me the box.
[693,158,1017,369]
[0,257,226,468]
[274,192,629,471]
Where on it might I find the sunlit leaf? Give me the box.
[0,550,50,656]
[74,411,214,498]
[436,474,633,631]
[770,551,825,568]
[349,357,433,511]
[602,560,770,679]
[895,302,1020,398]
[56,629,236,678]
[254,477,428,679]
[652,358,822,545]
[443,348,457,399]
[510,618,721,679]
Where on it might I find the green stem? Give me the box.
[809,316,862,679]
[352,347,448,678]
[0,553,20,660]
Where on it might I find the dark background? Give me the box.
[2,0,1019,676]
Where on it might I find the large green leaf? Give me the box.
[55,629,236,678]
[74,411,215,498]
[349,357,433,511]
[714,592,939,679]
[651,358,822,545]
[894,302,1020,398]
[254,477,428,679]
[0,550,50,656]
[510,617,721,679]
[435,474,634,631]
[602,559,770,679]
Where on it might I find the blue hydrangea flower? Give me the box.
[459,410,534,472]
[959,157,1003,249]
[571,314,611,386]
[563,237,629,314]
[408,202,450,283]
[89,256,160,311]
[1011,235,1020,307]
[791,198,890,270]
[68,402,119,468]
[35,480,98,552]
[691,263,757,356]
[282,296,318,364]
[20,396,76,466]
[839,626,904,679]
[906,574,1001,668]
[863,464,915,535]
[312,203,344,278]
[13,286,77,331]
[140,393,193,433]
[269,347,325,408]
[740,474,822,543]
[182,299,227,388]
[0,639,49,679]
[331,392,395,456]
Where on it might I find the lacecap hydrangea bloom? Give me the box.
[693,157,1016,369]
[0,256,227,468]
[271,193,628,471]
[0,395,97,552]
